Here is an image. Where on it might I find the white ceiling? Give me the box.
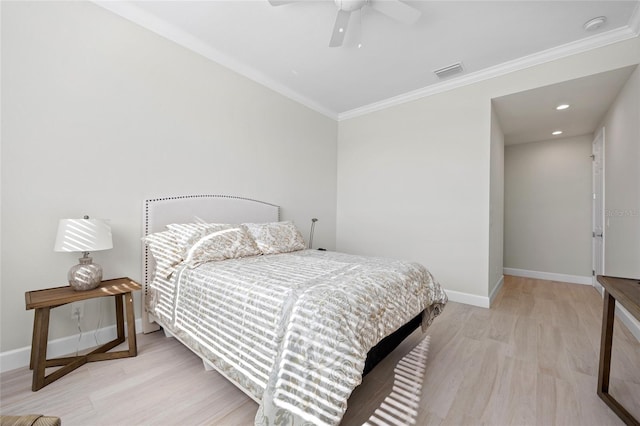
[96,1,640,122]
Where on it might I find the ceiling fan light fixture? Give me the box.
[336,0,369,12]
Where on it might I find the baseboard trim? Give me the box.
[593,282,640,342]
[489,275,505,306]
[0,319,142,374]
[0,288,492,372]
[503,268,592,285]
[445,289,490,309]
[615,305,640,342]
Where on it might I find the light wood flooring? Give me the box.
[1,276,639,425]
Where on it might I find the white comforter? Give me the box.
[150,249,447,425]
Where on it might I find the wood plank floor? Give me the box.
[1,276,639,425]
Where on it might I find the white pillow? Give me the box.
[184,225,261,268]
[243,221,306,255]
[166,223,231,256]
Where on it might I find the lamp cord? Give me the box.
[75,315,83,357]
[94,299,103,346]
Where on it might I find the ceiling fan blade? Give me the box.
[351,9,364,49]
[329,9,352,47]
[267,0,298,6]
[371,0,421,24]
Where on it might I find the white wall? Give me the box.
[337,37,640,304]
[337,89,491,305]
[489,107,504,297]
[504,135,593,277]
[600,66,640,278]
[1,2,337,354]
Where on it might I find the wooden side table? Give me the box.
[25,277,141,391]
[596,275,640,426]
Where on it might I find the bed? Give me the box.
[141,195,447,426]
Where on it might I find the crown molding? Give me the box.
[92,1,338,120]
[92,1,639,124]
[338,24,639,121]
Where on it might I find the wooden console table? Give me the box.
[596,275,640,426]
[25,277,141,391]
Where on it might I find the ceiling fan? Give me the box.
[268,0,422,47]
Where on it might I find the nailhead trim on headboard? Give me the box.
[141,195,281,326]
[143,194,280,286]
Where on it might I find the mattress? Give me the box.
[148,249,447,425]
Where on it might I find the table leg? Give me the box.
[125,291,137,356]
[597,290,615,395]
[115,294,125,342]
[32,307,50,391]
[29,310,39,370]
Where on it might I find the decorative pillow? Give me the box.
[142,230,183,279]
[243,221,306,255]
[166,222,231,256]
[184,225,261,268]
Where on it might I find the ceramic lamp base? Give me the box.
[68,256,102,291]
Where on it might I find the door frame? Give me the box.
[592,126,605,286]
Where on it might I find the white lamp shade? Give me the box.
[54,218,113,252]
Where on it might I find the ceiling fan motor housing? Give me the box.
[335,0,369,12]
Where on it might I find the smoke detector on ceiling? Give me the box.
[584,16,607,32]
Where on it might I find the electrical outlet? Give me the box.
[71,302,84,320]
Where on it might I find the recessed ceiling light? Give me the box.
[584,16,606,32]
[556,104,570,110]
[552,130,563,136]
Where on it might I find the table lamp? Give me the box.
[54,216,113,291]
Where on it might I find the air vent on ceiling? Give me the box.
[433,62,464,79]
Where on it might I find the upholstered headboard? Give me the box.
[141,194,280,332]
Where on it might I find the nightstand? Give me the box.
[25,277,141,391]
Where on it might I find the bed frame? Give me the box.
[141,194,421,396]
